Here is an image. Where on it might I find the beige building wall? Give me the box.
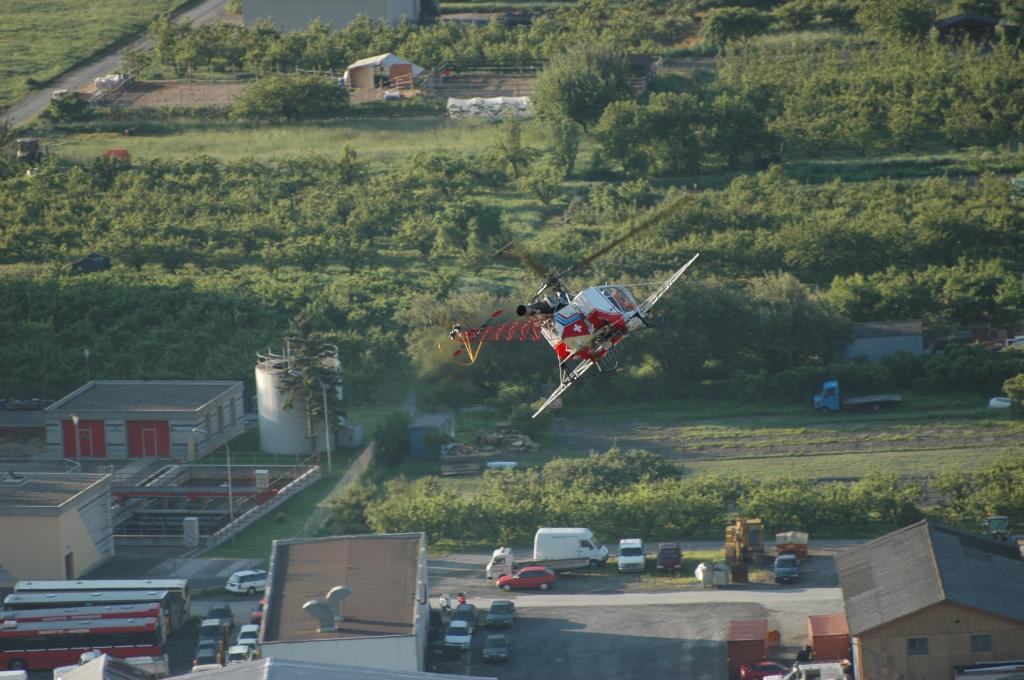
[854,602,1024,680]
[261,635,421,671]
[0,515,64,579]
[58,505,107,577]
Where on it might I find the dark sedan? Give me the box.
[482,634,510,662]
[486,600,516,627]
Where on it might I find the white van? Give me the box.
[534,527,609,563]
[617,538,646,572]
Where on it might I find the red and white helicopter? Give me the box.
[442,198,699,417]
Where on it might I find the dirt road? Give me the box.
[3,0,229,128]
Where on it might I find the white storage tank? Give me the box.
[255,349,311,455]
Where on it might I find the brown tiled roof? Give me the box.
[264,534,422,643]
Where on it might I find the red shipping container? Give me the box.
[808,613,851,662]
[727,619,768,680]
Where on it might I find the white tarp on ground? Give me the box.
[446,96,532,119]
[343,53,424,86]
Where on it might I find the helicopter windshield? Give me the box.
[601,286,638,313]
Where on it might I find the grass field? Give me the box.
[546,397,1024,480]
[199,405,389,560]
[49,115,1023,195]
[416,395,1024,488]
[202,469,343,561]
[0,0,188,108]
[51,116,525,163]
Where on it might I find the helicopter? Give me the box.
[441,195,699,418]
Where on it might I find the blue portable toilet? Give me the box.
[408,413,455,459]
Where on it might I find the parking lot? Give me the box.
[429,546,847,680]
[64,542,848,679]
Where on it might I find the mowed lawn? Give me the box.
[0,0,188,108]
[53,116,521,163]
[430,397,1024,488]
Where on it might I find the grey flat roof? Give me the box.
[55,653,155,680]
[264,533,422,644]
[0,472,108,509]
[850,321,922,338]
[46,381,240,413]
[173,657,485,679]
[836,520,1024,635]
[0,411,47,427]
[409,413,451,429]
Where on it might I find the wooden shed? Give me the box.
[808,613,851,662]
[727,619,768,680]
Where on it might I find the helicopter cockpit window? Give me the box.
[601,286,637,313]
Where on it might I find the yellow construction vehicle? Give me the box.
[725,517,765,565]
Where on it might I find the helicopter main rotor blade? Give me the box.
[494,239,550,278]
[556,193,692,280]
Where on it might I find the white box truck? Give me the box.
[486,527,609,578]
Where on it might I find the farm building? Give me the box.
[343,53,423,90]
[44,381,244,461]
[260,533,430,672]
[243,0,421,31]
[835,520,1024,680]
[844,321,923,362]
[408,413,454,459]
[0,472,114,587]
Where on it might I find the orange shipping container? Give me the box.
[727,619,768,680]
[808,613,851,662]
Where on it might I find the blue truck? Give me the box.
[813,380,902,412]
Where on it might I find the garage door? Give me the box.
[126,420,170,458]
[61,419,106,459]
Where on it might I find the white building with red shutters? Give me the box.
[44,381,244,461]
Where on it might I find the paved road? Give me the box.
[443,587,843,611]
[3,0,229,128]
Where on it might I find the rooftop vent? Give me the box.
[301,585,352,633]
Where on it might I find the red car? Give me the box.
[496,566,557,591]
[250,598,265,626]
[740,661,790,679]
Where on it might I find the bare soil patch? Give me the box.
[108,80,250,108]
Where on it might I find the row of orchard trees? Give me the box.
[2,151,1023,400]
[139,9,1024,170]
[142,2,694,78]
[585,40,1024,175]
[334,448,1024,545]
[5,156,1019,297]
